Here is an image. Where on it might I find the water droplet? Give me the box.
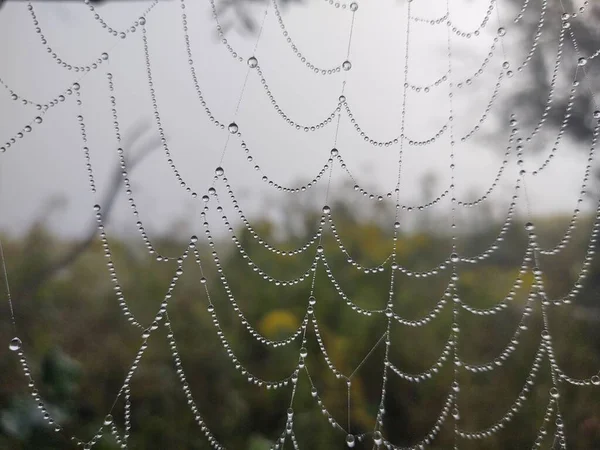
[119,32,126,39]
[339,94,346,103]
[450,253,459,263]
[228,122,238,134]
[525,222,535,231]
[342,60,352,71]
[35,116,43,124]
[502,61,510,70]
[202,195,210,202]
[191,235,198,243]
[331,148,339,156]
[9,337,22,351]
[591,375,600,386]
[394,221,400,229]
[594,110,600,119]
[104,414,113,426]
[497,27,506,36]
[101,52,109,61]
[350,2,358,11]
[72,82,80,91]
[346,434,356,448]
[215,166,224,177]
[248,56,258,68]
[373,430,383,445]
[311,387,318,397]
[316,245,324,254]
[300,347,308,358]
[578,57,587,66]
[308,296,316,305]
[549,387,560,399]
[322,205,331,214]
[561,13,571,21]
[139,17,146,26]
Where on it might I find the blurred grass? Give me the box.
[1,199,600,449]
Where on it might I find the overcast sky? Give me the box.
[0,0,593,240]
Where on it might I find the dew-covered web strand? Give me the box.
[0,238,17,335]
[2,0,600,448]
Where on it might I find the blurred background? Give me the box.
[1,0,600,448]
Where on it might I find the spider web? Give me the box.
[1,0,600,449]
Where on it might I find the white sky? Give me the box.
[0,0,593,239]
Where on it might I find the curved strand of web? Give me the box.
[304,366,348,434]
[530,398,557,450]
[9,270,181,446]
[164,321,229,449]
[388,336,453,382]
[255,65,341,131]
[197,248,308,347]
[459,187,520,264]
[219,179,394,272]
[381,391,454,450]
[0,75,79,110]
[204,207,320,286]
[10,336,149,447]
[310,315,350,380]
[393,282,453,327]
[537,123,598,256]
[106,77,195,262]
[320,253,380,316]
[222,173,519,282]
[92,208,168,329]
[325,213,393,273]
[142,26,204,198]
[220,179,392,271]
[344,76,508,147]
[530,70,581,175]
[194,248,304,387]
[536,200,600,305]
[458,70,504,143]
[0,110,50,153]
[541,304,600,387]
[460,290,536,373]
[513,0,532,23]
[456,342,546,439]
[449,0,496,37]
[218,182,324,257]
[408,36,500,93]
[180,0,339,132]
[84,0,157,37]
[517,20,565,143]
[334,152,451,210]
[27,2,113,72]
[238,140,334,193]
[457,142,513,208]
[460,249,532,315]
[201,278,298,386]
[271,0,345,74]
[343,97,451,146]
[516,0,549,71]
[412,0,496,36]
[555,366,600,387]
[227,212,323,258]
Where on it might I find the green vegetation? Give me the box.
[1,196,600,449]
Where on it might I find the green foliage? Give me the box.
[1,200,600,449]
